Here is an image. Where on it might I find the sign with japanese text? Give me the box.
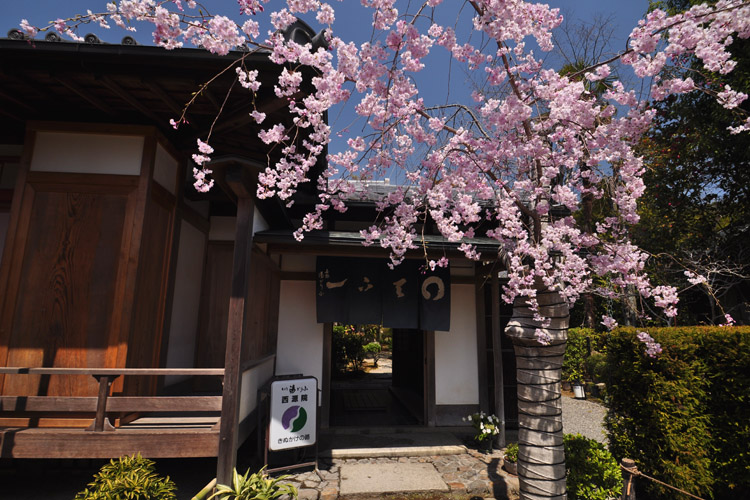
[316,257,450,330]
[269,377,317,451]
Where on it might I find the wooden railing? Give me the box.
[0,367,225,432]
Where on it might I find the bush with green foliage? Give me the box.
[74,453,176,500]
[563,328,593,383]
[209,467,297,500]
[605,326,750,500]
[332,325,366,373]
[564,434,622,500]
[584,352,607,383]
[363,341,382,366]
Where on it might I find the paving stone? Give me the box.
[339,462,448,495]
[446,481,466,491]
[468,479,490,494]
[320,487,338,500]
[297,488,319,500]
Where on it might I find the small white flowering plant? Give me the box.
[465,411,501,442]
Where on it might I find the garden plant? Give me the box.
[74,453,177,500]
[564,434,622,500]
[208,467,298,500]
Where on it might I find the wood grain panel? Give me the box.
[123,192,174,396]
[194,242,234,392]
[0,427,220,458]
[242,249,280,362]
[2,189,128,397]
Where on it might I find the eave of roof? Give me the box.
[254,229,505,258]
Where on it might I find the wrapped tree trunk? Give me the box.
[505,282,570,500]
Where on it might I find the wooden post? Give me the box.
[621,458,637,500]
[474,263,490,414]
[490,271,506,448]
[216,193,255,485]
[86,375,115,432]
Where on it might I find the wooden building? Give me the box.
[0,28,516,484]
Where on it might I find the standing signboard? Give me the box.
[269,376,318,451]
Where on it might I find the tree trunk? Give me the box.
[505,282,570,500]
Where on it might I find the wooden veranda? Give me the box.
[0,367,224,459]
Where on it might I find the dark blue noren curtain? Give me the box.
[315,257,450,331]
[347,258,383,324]
[382,260,420,329]
[316,256,350,323]
[419,265,451,331]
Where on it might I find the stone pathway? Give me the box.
[284,448,520,500]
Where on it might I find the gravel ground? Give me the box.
[561,394,608,443]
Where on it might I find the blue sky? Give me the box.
[7,1,650,155]
[7,1,650,46]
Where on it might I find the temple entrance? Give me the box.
[328,326,425,427]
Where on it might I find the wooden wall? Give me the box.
[0,174,136,397]
[122,183,176,396]
[0,124,181,411]
[195,243,280,391]
[242,248,280,362]
[194,242,234,392]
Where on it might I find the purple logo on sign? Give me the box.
[281,405,308,432]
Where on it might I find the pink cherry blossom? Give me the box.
[19,0,750,327]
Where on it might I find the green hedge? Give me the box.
[604,326,750,500]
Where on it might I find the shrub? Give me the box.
[74,453,176,500]
[605,326,750,500]
[563,328,593,383]
[363,341,382,366]
[584,352,607,383]
[209,467,297,500]
[564,434,622,500]
[332,325,366,373]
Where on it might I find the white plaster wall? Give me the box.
[253,209,269,235]
[280,254,316,272]
[164,220,207,386]
[0,212,9,263]
[208,212,269,242]
[275,281,323,395]
[31,132,144,175]
[434,284,479,405]
[239,357,275,422]
[153,143,178,195]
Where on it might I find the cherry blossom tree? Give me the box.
[21,1,750,498]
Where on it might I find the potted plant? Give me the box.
[465,411,501,452]
[503,442,518,475]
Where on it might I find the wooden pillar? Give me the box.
[321,323,332,429]
[216,188,255,485]
[424,330,436,427]
[474,263,490,413]
[491,271,506,447]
